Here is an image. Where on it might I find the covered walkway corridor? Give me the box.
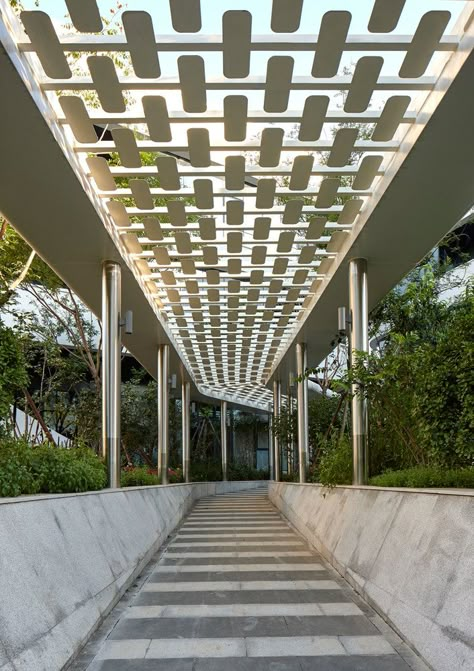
[0,2,473,671]
[72,489,425,671]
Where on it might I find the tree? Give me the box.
[350,256,474,473]
[0,322,28,428]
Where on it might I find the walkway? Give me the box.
[81,490,423,671]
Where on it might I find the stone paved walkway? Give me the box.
[83,489,423,671]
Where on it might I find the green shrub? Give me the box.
[0,438,106,496]
[369,466,474,489]
[190,461,222,482]
[0,438,39,497]
[121,466,161,487]
[29,444,106,493]
[313,435,352,487]
[228,463,269,481]
[168,467,184,484]
[280,472,298,482]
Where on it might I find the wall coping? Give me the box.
[270,481,474,498]
[0,480,269,507]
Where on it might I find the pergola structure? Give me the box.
[1,0,474,486]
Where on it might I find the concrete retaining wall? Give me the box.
[269,482,474,671]
[0,480,266,671]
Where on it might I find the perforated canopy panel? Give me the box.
[2,0,474,408]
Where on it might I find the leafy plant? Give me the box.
[0,439,106,497]
[0,322,28,422]
[309,435,352,487]
[349,282,474,472]
[0,437,39,497]
[190,460,222,482]
[29,444,106,493]
[369,467,474,489]
[121,466,161,488]
[228,464,269,481]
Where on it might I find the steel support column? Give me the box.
[268,412,274,480]
[182,380,191,483]
[287,373,295,474]
[101,261,121,489]
[349,258,369,485]
[273,380,281,482]
[221,400,228,481]
[157,344,169,485]
[296,343,309,483]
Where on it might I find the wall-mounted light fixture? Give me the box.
[120,310,133,335]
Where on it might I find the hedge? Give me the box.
[0,438,106,497]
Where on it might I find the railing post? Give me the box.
[101,261,121,489]
[349,258,369,485]
[157,344,169,484]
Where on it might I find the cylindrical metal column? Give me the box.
[296,343,309,483]
[157,344,169,485]
[267,412,274,480]
[273,380,281,482]
[101,261,121,488]
[303,348,309,469]
[221,400,228,481]
[182,380,191,482]
[349,258,369,485]
[287,375,293,475]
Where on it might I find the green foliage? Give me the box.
[308,395,344,466]
[190,461,222,482]
[369,467,474,489]
[168,467,184,484]
[191,405,221,465]
[351,280,474,472]
[0,438,39,497]
[280,472,299,483]
[273,393,344,477]
[0,438,106,497]
[309,435,352,487]
[29,444,106,493]
[272,405,297,470]
[0,322,28,420]
[228,464,269,481]
[410,292,474,464]
[13,289,101,443]
[308,395,342,437]
[121,467,161,488]
[0,222,62,307]
[121,370,157,466]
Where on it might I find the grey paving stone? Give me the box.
[284,615,379,636]
[175,535,298,541]
[109,615,291,639]
[87,656,413,671]
[148,570,333,582]
[177,531,297,537]
[298,656,414,670]
[87,660,194,671]
[168,545,303,553]
[134,589,349,606]
[159,556,320,565]
[110,615,378,640]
